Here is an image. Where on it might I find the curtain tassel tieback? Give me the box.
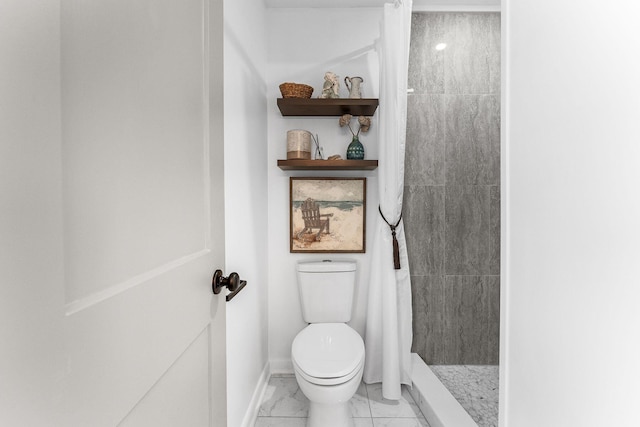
[378,206,402,270]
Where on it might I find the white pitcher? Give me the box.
[344,76,364,99]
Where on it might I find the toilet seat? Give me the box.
[292,323,365,386]
[293,354,364,386]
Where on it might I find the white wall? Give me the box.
[266,7,383,372]
[224,0,269,426]
[503,1,640,426]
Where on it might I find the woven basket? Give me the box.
[279,82,314,99]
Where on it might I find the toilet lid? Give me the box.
[292,323,365,380]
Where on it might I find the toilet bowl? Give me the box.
[292,323,365,427]
[293,260,364,427]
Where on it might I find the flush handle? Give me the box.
[212,270,247,302]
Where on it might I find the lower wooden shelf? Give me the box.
[277,159,378,170]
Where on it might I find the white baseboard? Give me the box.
[408,353,477,427]
[269,358,294,375]
[240,361,270,427]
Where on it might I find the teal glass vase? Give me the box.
[346,135,365,160]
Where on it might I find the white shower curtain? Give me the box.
[363,0,413,400]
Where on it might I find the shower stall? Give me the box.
[404,12,501,427]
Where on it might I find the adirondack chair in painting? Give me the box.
[297,198,333,241]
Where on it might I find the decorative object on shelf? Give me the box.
[286,130,312,160]
[339,114,372,160]
[346,136,364,160]
[290,177,366,253]
[358,115,371,132]
[344,76,364,98]
[279,82,314,99]
[310,133,323,160]
[327,154,342,160]
[319,71,340,99]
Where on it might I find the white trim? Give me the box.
[202,0,212,252]
[499,0,508,426]
[408,354,477,427]
[240,362,270,427]
[265,0,500,10]
[412,4,500,12]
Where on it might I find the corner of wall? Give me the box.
[224,0,269,426]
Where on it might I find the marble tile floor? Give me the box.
[430,365,499,427]
[255,375,430,427]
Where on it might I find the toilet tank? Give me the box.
[297,260,357,323]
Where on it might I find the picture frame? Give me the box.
[290,177,366,253]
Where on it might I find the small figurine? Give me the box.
[319,72,340,99]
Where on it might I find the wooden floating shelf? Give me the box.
[277,98,379,116]
[277,159,378,170]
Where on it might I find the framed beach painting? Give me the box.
[290,177,366,253]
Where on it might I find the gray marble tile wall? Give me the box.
[405,12,500,365]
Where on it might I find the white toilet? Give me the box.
[291,260,365,427]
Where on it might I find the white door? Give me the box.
[0,0,227,425]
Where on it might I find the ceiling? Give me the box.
[265,0,500,9]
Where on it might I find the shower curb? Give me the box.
[408,353,478,427]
